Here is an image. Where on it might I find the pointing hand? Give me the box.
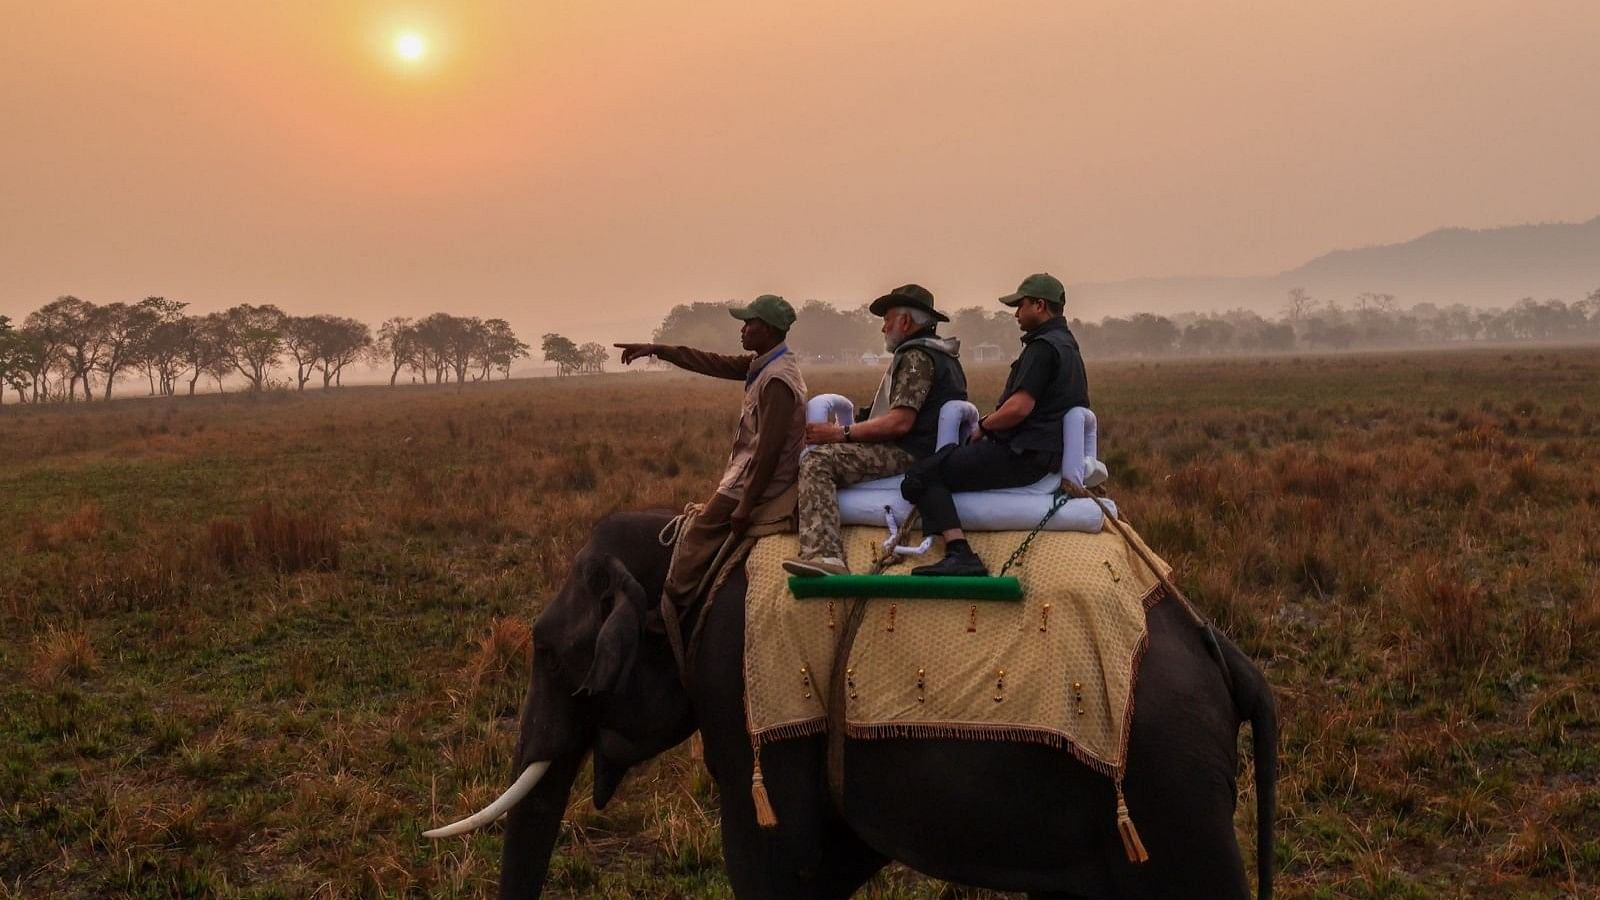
[614,343,655,365]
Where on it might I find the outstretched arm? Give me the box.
[613,343,751,380]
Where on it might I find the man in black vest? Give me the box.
[783,284,968,577]
[901,273,1090,576]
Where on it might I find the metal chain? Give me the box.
[998,488,1071,575]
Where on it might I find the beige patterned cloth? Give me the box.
[743,524,1170,776]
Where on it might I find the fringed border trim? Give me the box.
[842,721,1121,780]
[750,718,827,747]
[1141,576,1170,610]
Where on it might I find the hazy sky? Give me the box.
[3,1,1597,344]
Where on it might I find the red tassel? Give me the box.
[751,747,778,828]
[1116,783,1149,864]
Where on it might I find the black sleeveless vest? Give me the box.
[998,319,1089,454]
[892,336,968,459]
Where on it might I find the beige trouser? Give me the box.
[797,442,917,563]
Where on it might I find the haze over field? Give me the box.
[3,1,1599,345]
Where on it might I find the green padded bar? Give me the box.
[788,575,1024,601]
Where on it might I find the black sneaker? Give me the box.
[911,550,989,578]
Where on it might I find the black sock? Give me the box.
[947,539,972,556]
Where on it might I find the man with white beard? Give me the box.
[783,284,968,577]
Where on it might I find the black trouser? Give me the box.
[900,440,1060,537]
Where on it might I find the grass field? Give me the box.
[3,347,1598,898]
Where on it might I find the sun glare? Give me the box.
[394,32,427,62]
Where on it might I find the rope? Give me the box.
[658,503,697,547]
[824,515,913,814]
[657,502,704,691]
[1062,482,1209,628]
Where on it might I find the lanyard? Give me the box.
[745,345,788,389]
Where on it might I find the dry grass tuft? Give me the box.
[23,501,105,552]
[461,615,533,695]
[28,625,98,685]
[205,518,250,570]
[1401,562,1492,669]
[248,502,341,572]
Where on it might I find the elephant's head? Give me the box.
[423,515,695,899]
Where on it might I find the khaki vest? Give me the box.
[716,344,807,504]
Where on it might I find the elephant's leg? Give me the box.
[1107,607,1252,899]
[693,575,886,899]
[1107,760,1249,900]
[716,736,887,899]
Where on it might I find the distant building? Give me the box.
[972,342,1004,362]
[859,351,884,366]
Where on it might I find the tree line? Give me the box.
[649,288,1600,361]
[539,334,610,376]
[0,298,530,404]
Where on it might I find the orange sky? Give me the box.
[3,0,1597,344]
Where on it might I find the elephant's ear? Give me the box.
[577,556,647,695]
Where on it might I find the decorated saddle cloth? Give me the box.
[743,525,1171,777]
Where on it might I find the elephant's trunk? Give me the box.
[497,750,585,900]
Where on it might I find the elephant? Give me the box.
[425,510,1277,900]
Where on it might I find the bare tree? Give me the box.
[1283,287,1317,323]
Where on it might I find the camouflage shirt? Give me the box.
[886,348,935,411]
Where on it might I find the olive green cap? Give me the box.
[999,273,1067,308]
[729,294,797,332]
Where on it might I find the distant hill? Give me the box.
[1070,216,1600,318]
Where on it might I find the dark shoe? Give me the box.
[911,550,989,577]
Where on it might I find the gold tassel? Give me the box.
[751,746,778,829]
[1115,783,1149,863]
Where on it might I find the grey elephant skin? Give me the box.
[486,511,1277,899]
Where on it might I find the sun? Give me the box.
[394,32,427,62]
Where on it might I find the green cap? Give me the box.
[999,273,1067,308]
[729,294,797,332]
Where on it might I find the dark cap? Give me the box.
[999,273,1067,308]
[867,283,949,322]
[729,294,797,332]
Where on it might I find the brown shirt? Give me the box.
[654,344,805,514]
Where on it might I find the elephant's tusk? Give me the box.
[423,760,551,838]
